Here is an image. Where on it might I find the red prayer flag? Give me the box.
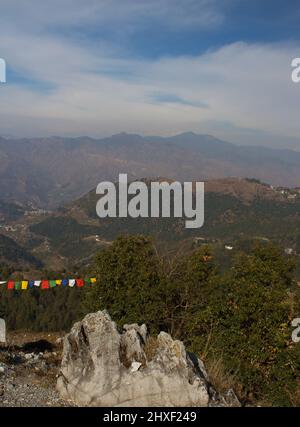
[41,280,50,289]
[76,279,84,287]
[7,280,14,290]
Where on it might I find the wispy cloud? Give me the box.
[149,92,209,108]
[0,0,225,32]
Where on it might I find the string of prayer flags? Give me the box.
[0,277,97,290]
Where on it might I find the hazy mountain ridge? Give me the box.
[1,133,300,208]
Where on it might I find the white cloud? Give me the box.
[0,1,299,147]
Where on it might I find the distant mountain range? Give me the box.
[1,132,300,208]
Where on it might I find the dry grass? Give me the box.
[144,336,159,362]
[283,380,300,407]
[204,356,243,398]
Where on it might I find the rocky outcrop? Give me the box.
[57,310,240,407]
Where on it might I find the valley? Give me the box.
[2,177,300,277]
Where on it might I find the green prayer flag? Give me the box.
[50,280,56,288]
[14,281,21,290]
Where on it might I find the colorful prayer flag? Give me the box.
[62,279,68,287]
[69,279,76,287]
[76,279,84,287]
[7,281,14,290]
[21,281,28,290]
[41,280,50,289]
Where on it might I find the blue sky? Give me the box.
[0,0,300,148]
[74,0,300,58]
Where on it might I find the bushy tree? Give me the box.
[82,235,165,331]
[83,237,220,336]
[160,245,220,340]
[203,243,300,405]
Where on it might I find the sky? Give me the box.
[0,0,300,148]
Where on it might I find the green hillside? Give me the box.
[0,234,43,269]
[35,190,300,248]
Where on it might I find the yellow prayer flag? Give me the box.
[90,277,97,283]
[56,280,62,285]
[21,280,28,290]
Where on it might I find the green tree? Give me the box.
[82,237,220,338]
[82,235,164,331]
[160,245,220,341]
[204,243,300,405]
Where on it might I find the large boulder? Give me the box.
[57,311,238,407]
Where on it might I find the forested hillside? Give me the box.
[0,234,43,269]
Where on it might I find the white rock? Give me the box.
[24,353,34,360]
[130,361,142,373]
[57,310,211,407]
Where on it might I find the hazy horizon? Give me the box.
[2,130,300,153]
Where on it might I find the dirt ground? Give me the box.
[0,331,74,407]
